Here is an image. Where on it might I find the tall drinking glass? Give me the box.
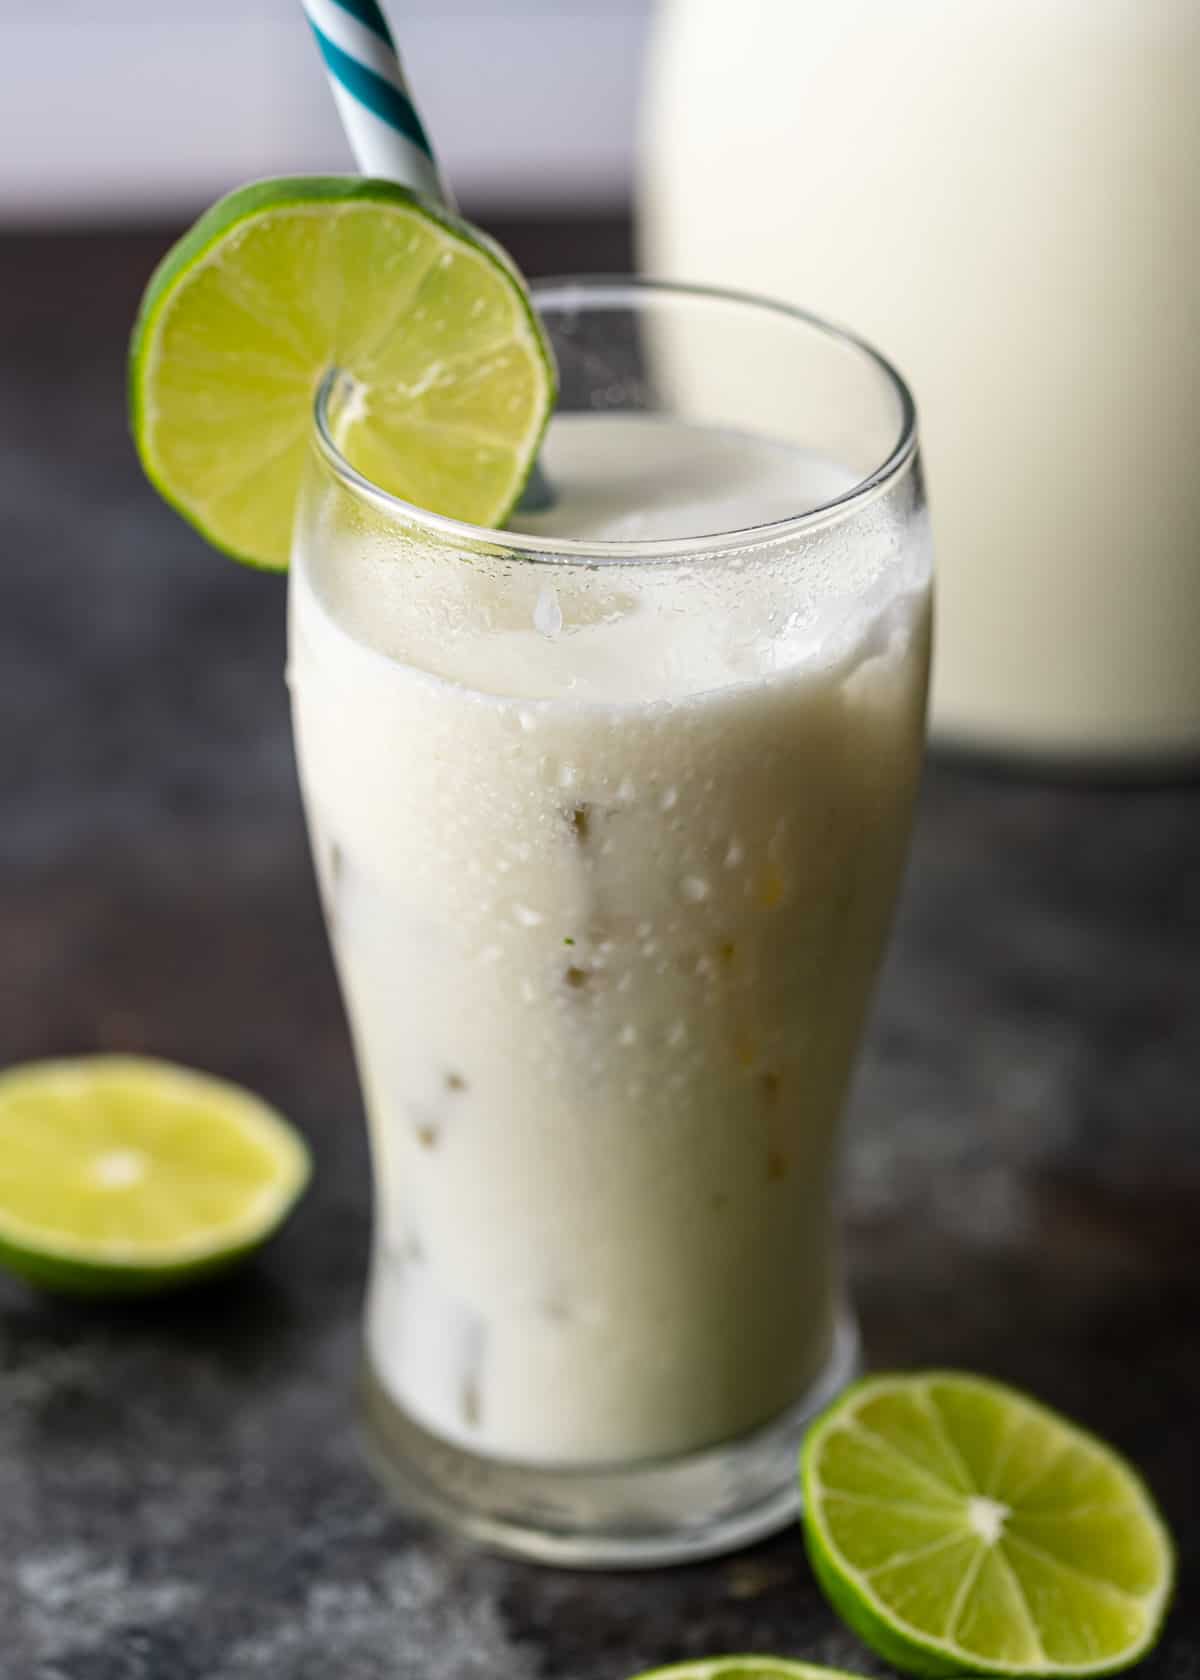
[289,279,932,1566]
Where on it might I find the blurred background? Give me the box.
[1,0,648,220]
[1,4,1198,1675]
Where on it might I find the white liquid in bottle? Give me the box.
[642,0,1200,763]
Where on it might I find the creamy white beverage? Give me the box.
[290,412,931,1466]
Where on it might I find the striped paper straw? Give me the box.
[301,0,454,206]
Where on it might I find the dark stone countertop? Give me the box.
[1,220,1197,1680]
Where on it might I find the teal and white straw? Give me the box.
[300,0,454,206]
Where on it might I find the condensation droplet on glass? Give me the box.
[682,875,711,902]
[514,903,544,928]
[534,586,563,639]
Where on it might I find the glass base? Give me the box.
[358,1313,860,1569]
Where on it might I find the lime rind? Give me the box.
[801,1372,1175,1679]
[628,1663,868,1680]
[0,1056,310,1295]
[129,176,556,570]
[0,1223,284,1298]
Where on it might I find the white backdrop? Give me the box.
[0,0,650,223]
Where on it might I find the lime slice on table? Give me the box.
[0,1057,310,1294]
[129,176,556,569]
[627,1663,864,1680]
[801,1372,1174,1678]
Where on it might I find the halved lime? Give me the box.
[0,1057,310,1294]
[129,176,556,569]
[801,1371,1174,1677]
[626,1663,864,1680]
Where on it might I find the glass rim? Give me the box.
[311,274,919,564]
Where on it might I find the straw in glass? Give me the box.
[300,0,453,204]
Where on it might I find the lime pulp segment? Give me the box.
[129,177,556,569]
[801,1372,1174,1678]
[0,1056,310,1293]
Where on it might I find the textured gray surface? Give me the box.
[1,225,1197,1679]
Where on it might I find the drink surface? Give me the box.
[524,414,854,543]
[290,413,931,1464]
